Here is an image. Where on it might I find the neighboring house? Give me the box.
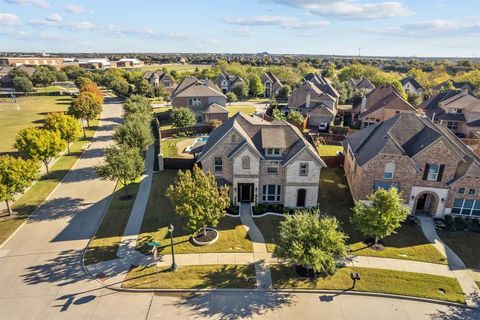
[420,89,480,138]
[143,70,177,93]
[433,80,476,95]
[304,73,340,103]
[196,112,326,208]
[288,80,338,127]
[261,72,284,98]
[172,76,228,124]
[348,77,376,91]
[401,76,424,97]
[352,84,417,128]
[0,65,36,88]
[344,112,480,218]
[214,72,245,94]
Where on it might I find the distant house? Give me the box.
[344,112,480,219]
[401,76,424,97]
[0,65,36,88]
[143,70,177,93]
[214,72,245,94]
[352,84,416,128]
[347,77,375,91]
[261,72,284,98]
[79,59,111,69]
[304,73,340,102]
[114,58,143,68]
[433,80,476,95]
[420,89,480,138]
[171,76,228,124]
[196,112,325,208]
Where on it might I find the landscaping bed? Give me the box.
[252,203,290,215]
[122,264,257,289]
[271,265,465,304]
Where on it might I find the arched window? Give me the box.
[384,162,395,180]
[242,156,250,169]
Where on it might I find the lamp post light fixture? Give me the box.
[350,272,361,289]
[168,224,177,271]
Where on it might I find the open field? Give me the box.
[271,265,465,303]
[140,64,211,73]
[0,95,72,153]
[135,170,253,255]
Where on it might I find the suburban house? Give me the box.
[352,84,417,128]
[214,72,245,94]
[143,70,177,93]
[261,72,284,98]
[304,73,340,103]
[196,112,326,208]
[343,112,480,218]
[348,77,376,91]
[172,76,228,124]
[401,76,424,97]
[420,89,480,138]
[433,80,477,95]
[287,80,338,128]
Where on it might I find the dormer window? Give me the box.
[266,148,281,156]
[452,108,463,114]
[383,162,395,180]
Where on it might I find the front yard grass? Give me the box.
[122,264,256,289]
[84,180,140,265]
[135,170,253,255]
[254,215,284,253]
[271,265,465,304]
[317,144,343,157]
[227,105,257,117]
[0,118,98,245]
[438,231,480,269]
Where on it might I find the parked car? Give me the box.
[318,122,329,132]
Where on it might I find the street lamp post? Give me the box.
[168,224,177,271]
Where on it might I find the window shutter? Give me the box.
[423,164,430,180]
[437,165,445,181]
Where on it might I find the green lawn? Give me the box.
[160,137,190,158]
[271,265,465,304]
[34,86,67,93]
[84,180,140,265]
[255,168,447,264]
[0,95,72,153]
[135,170,253,255]
[0,118,98,245]
[140,64,211,73]
[122,264,256,289]
[317,144,343,157]
[438,231,480,269]
[227,105,257,117]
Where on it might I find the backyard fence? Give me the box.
[160,125,210,138]
[322,155,345,168]
[163,158,196,170]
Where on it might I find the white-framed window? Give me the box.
[427,164,440,181]
[214,157,222,172]
[266,148,281,156]
[242,156,250,170]
[447,122,458,130]
[262,185,281,202]
[267,160,279,174]
[458,188,465,194]
[164,81,170,87]
[383,162,395,180]
[299,162,308,176]
[451,199,480,216]
[188,97,202,107]
[469,189,476,195]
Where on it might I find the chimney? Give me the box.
[306,89,311,109]
[360,96,367,114]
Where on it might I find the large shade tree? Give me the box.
[68,91,102,136]
[44,112,81,154]
[113,114,154,152]
[171,107,196,128]
[166,165,230,237]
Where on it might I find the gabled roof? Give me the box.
[434,80,476,92]
[262,71,281,85]
[303,73,340,99]
[401,76,423,90]
[201,102,228,114]
[349,77,375,90]
[288,80,336,110]
[173,76,226,98]
[420,90,480,121]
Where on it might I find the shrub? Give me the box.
[330,125,349,135]
[453,216,467,231]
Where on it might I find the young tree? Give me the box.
[232,82,248,99]
[275,211,349,275]
[351,188,409,247]
[96,144,144,199]
[13,76,34,92]
[113,114,153,152]
[44,113,81,154]
[286,110,305,127]
[122,95,152,117]
[171,107,196,128]
[166,165,230,237]
[68,91,102,136]
[272,108,285,120]
[80,82,104,104]
[14,128,66,175]
[133,77,153,97]
[32,66,56,90]
[249,74,264,97]
[407,93,422,106]
[278,86,291,100]
[0,155,39,216]
[226,92,237,105]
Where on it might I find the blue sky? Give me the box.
[0,0,479,57]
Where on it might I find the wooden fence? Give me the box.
[163,158,196,170]
[322,155,345,168]
[160,126,210,138]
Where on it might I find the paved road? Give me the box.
[0,98,478,319]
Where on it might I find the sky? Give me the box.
[0,0,479,57]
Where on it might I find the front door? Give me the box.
[416,194,430,211]
[296,189,306,207]
[238,183,254,202]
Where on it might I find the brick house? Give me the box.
[196,112,326,208]
[143,70,177,93]
[348,77,375,91]
[213,72,245,94]
[172,76,228,124]
[343,113,480,218]
[419,89,480,138]
[352,84,417,128]
[261,72,284,98]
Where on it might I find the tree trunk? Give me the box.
[123,181,129,197]
[86,118,90,128]
[374,236,378,245]
[81,119,86,138]
[203,225,207,237]
[44,160,50,175]
[67,143,71,155]
[5,200,12,216]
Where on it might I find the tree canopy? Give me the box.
[171,107,196,128]
[113,114,153,152]
[44,112,81,154]
[68,91,102,134]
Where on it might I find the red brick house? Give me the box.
[344,113,480,218]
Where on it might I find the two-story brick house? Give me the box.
[343,113,480,218]
[213,72,245,94]
[143,70,177,93]
[196,112,326,208]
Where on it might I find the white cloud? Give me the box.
[402,20,480,33]
[46,13,63,22]
[4,0,49,8]
[103,25,190,41]
[223,15,328,29]
[29,16,94,31]
[0,13,19,26]
[65,4,86,14]
[63,21,95,30]
[263,0,412,20]
[232,28,255,37]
